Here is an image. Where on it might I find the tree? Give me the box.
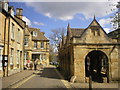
[110,1,120,29]
[49,28,66,63]
[49,27,66,51]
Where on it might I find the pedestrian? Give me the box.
[26,60,30,70]
[34,58,38,70]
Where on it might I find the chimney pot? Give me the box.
[16,8,23,19]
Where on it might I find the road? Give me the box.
[16,66,67,89]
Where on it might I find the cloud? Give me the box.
[24,2,116,20]
[22,16,45,26]
[98,18,111,27]
[104,28,111,33]
[22,16,31,26]
[98,18,113,33]
[33,21,45,26]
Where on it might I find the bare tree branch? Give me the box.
[49,27,66,52]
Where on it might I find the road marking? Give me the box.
[10,74,35,88]
[8,71,40,89]
[54,68,72,89]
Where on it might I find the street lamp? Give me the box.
[87,58,92,90]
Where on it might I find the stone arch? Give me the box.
[85,50,109,83]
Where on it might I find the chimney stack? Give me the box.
[16,8,23,19]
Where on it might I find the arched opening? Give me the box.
[85,50,109,83]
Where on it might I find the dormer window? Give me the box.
[33,31,37,37]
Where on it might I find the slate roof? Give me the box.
[70,28,85,37]
[28,27,49,41]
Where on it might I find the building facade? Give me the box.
[0,1,25,77]
[59,17,119,83]
[24,27,49,66]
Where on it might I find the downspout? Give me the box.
[3,15,7,77]
[7,16,10,76]
[22,25,25,71]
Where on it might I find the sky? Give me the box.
[9,0,119,38]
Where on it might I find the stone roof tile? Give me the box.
[28,27,49,41]
[70,28,85,37]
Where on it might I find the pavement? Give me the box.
[70,82,119,90]
[2,70,35,88]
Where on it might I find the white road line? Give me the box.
[9,71,40,88]
[11,74,35,88]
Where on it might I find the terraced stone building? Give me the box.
[0,1,25,77]
[24,27,49,66]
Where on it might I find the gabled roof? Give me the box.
[28,27,49,41]
[79,17,109,38]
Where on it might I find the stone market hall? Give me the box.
[58,17,119,83]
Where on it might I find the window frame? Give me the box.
[41,42,44,49]
[33,31,37,37]
[34,41,37,49]
[10,48,14,65]
[17,50,19,64]
[24,37,28,46]
[0,48,3,70]
[17,28,20,43]
[11,23,14,40]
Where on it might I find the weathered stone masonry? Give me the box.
[58,17,119,83]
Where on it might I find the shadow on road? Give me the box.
[37,67,62,80]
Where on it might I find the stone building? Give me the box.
[108,28,120,81]
[0,1,25,77]
[24,27,49,66]
[24,26,32,66]
[58,17,119,83]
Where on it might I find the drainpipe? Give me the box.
[22,25,26,71]
[3,15,7,77]
[7,16,10,76]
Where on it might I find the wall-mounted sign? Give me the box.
[2,55,8,62]
[2,55,8,67]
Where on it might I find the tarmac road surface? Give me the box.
[17,66,67,89]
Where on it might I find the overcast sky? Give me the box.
[9,1,118,37]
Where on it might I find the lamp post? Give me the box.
[87,58,92,90]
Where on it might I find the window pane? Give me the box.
[10,49,14,65]
[24,38,28,45]
[41,42,44,48]
[0,49,2,70]
[17,50,19,64]
[34,41,37,48]
[11,23,14,39]
[33,31,37,37]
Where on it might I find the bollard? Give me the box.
[89,75,92,90]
